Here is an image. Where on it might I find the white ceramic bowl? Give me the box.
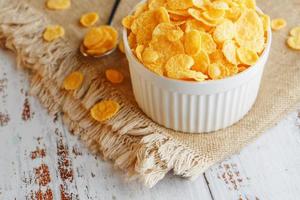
[123,15,272,134]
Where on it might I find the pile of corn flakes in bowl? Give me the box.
[122,0,272,133]
[123,0,270,81]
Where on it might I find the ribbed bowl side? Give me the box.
[130,65,263,133]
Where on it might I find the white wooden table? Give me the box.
[0,48,299,200]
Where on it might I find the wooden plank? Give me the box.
[1,0,300,198]
[204,111,300,200]
[0,48,214,199]
[66,140,214,200]
[0,49,75,199]
[0,49,20,200]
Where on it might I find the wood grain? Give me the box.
[0,48,213,200]
[205,112,300,200]
[1,0,300,199]
[1,44,300,200]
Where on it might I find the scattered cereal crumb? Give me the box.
[46,0,71,10]
[105,69,124,84]
[80,12,99,27]
[287,26,300,50]
[43,25,65,42]
[271,18,287,31]
[63,71,84,90]
[91,100,120,122]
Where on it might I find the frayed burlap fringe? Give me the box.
[0,0,205,187]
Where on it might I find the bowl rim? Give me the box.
[122,5,272,87]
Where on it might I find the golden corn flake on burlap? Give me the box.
[63,71,84,90]
[43,25,65,42]
[46,0,71,10]
[91,100,121,122]
[287,26,300,50]
[105,69,124,84]
[271,18,287,31]
[80,12,99,27]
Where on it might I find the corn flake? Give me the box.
[83,27,105,49]
[210,49,224,63]
[287,36,300,50]
[184,30,202,55]
[167,0,194,10]
[171,20,187,26]
[46,0,70,10]
[192,50,210,74]
[238,66,248,73]
[260,14,271,32]
[156,7,171,23]
[90,100,120,122]
[152,23,183,42]
[213,20,235,43]
[208,63,226,79]
[149,0,167,10]
[192,0,204,8]
[142,47,160,64]
[105,69,124,84]
[188,8,223,27]
[237,47,259,65]
[199,32,217,54]
[149,35,185,66]
[132,9,169,45]
[211,1,229,10]
[169,12,189,23]
[135,45,145,61]
[235,10,264,53]
[287,26,300,50]
[290,26,300,37]
[43,25,65,42]
[134,2,148,17]
[225,5,242,21]
[185,19,209,32]
[187,8,203,21]
[202,8,225,21]
[271,18,287,31]
[243,0,256,9]
[80,12,99,27]
[180,70,208,81]
[226,64,239,76]
[122,15,135,29]
[222,40,238,65]
[165,54,207,81]
[63,72,84,90]
[128,32,137,49]
[168,9,189,16]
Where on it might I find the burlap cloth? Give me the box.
[0,0,299,187]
